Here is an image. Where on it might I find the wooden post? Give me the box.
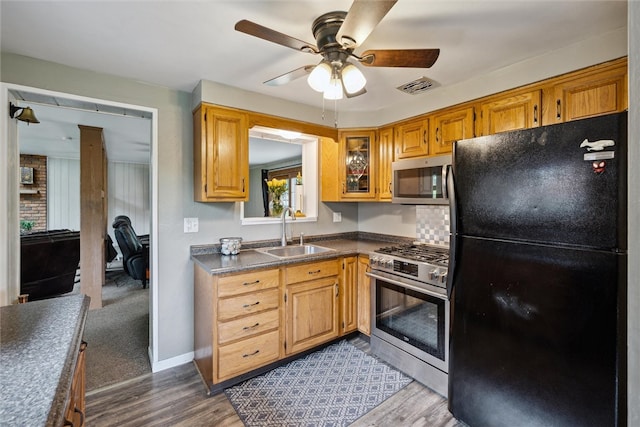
[79,125,106,309]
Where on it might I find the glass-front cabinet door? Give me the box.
[339,129,377,200]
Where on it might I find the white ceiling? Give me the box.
[1,0,628,161]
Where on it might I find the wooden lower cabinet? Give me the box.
[194,265,281,387]
[340,256,358,334]
[64,340,87,427]
[356,255,371,335]
[284,259,340,355]
[194,256,363,391]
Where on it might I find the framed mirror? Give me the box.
[240,126,318,225]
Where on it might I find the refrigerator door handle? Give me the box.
[446,165,457,299]
[442,165,449,199]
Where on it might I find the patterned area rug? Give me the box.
[225,340,412,426]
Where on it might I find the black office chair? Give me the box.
[112,217,149,288]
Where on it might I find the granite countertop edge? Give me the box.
[191,232,415,275]
[0,294,90,427]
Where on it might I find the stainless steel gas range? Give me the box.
[367,243,449,397]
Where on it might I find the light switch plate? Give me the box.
[184,217,199,233]
[333,212,342,223]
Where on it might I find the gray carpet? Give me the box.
[225,340,412,427]
[79,271,151,391]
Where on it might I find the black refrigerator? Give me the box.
[447,112,627,427]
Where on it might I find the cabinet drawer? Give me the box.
[218,309,279,345]
[218,268,279,298]
[217,288,279,321]
[286,259,339,284]
[217,329,280,381]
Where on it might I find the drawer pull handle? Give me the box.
[243,349,260,358]
[243,322,260,331]
[308,269,321,275]
[243,301,260,308]
[242,280,260,286]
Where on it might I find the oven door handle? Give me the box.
[366,271,447,301]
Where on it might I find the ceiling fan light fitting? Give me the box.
[341,62,367,94]
[307,62,332,92]
[323,77,343,100]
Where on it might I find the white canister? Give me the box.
[220,237,242,255]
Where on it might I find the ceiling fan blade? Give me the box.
[360,49,440,68]
[336,0,397,48]
[264,65,315,86]
[235,20,318,54]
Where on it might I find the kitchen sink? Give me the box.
[256,244,334,258]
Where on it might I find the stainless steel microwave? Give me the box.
[391,155,451,205]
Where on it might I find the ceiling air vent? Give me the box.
[397,77,437,95]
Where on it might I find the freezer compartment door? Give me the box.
[448,236,625,427]
[453,112,627,250]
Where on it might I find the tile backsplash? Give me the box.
[416,205,450,247]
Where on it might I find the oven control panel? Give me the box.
[369,254,448,287]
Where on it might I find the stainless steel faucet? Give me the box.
[281,207,296,246]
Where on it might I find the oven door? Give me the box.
[368,270,449,373]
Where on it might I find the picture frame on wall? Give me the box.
[20,167,34,185]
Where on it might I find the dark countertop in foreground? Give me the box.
[0,294,90,427]
[191,232,413,275]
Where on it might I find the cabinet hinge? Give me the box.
[204,183,207,193]
[342,262,345,270]
[284,294,287,303]
[342,321,345,329]
[284,341,287,351]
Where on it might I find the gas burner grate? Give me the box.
[376,244,449,266]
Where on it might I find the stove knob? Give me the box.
[439,271,448,284]
[429,269,439,281]
[370,257,378,267]
[385,259,394,269]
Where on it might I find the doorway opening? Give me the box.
[2,83,159,385]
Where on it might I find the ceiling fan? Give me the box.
[234,0,440,100]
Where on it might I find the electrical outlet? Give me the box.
[333,212,342,223]
[184,217,199,233]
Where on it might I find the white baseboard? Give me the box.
[149,347,194,373]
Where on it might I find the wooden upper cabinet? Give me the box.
[430,106,474,155]
[377,126,394,201]
[479,90,542,136]
[547,60,627,124]
[395,118,429,159]
[339,129,377,200]
[193,104,248,202]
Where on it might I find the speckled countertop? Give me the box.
[191,232,413,274]
[0,294,90,427]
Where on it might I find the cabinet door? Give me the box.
[395,118,429,159]
[480,90,541,135]
[320,137,341,202]
[340,256,358,334]
[550,63,627,124]
[357,255,371,335]
[377,127,394,201]
[285,277,339,355]
[193,104,248,201]
[339,130,377,200]
[431,106,474,155]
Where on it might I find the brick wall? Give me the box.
[20,154,47,232]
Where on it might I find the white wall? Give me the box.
[108,161,151,244]
[47,158,80,231]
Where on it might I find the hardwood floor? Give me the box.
[85,337,464,426]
